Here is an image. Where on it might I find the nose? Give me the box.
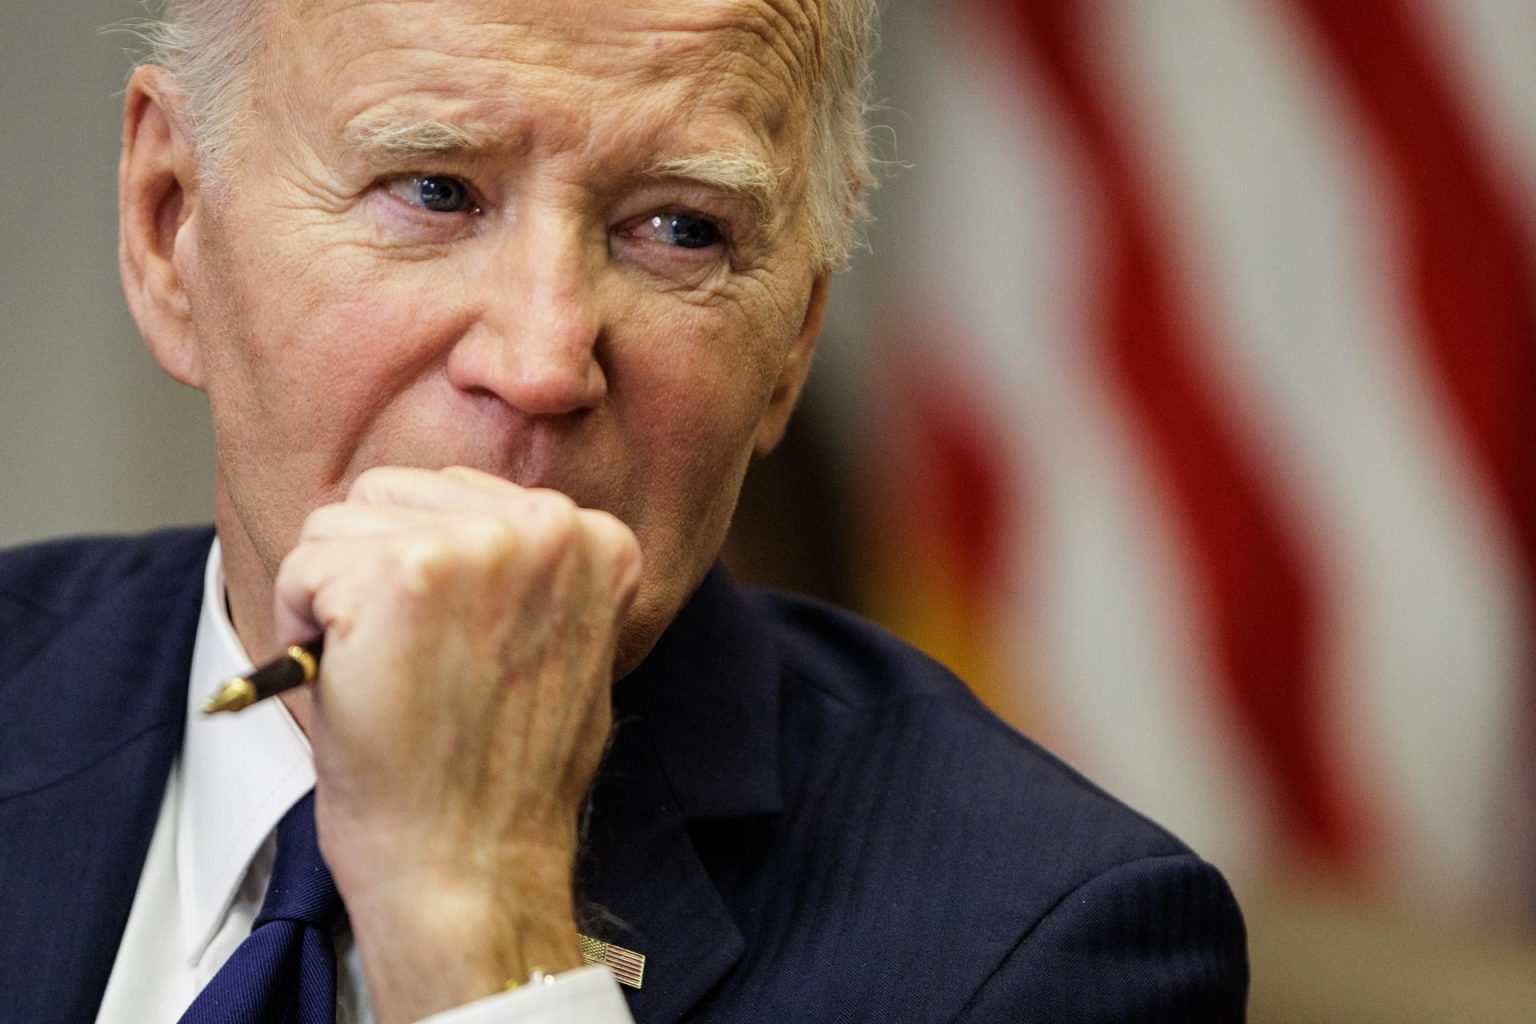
[446,212,608,417]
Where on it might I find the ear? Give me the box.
[752,273,829,457]
[119,65,206,389]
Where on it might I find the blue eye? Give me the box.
[417,175,472,212]
[386,174,477,213]
[648,213,722,249]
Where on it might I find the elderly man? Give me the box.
[0,0,1247,1021]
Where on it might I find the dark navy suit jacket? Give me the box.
[0,528,1246,1023]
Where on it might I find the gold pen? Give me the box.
[203,637,325,713]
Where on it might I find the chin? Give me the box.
[616,552,714,679]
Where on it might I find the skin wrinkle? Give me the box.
[440,0,823,88]
[303,1,816,150]
[296,0,816,94]
[720,4,821,99]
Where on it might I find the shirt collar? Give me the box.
[177,537,315,965]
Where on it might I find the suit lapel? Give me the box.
[0,530,206,1024]
[581,715,745,1023]
[581,567,782,1024]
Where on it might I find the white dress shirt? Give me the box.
[95,539,631,1023]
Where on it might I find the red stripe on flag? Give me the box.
[893,348,1013,604]
[1284,0,1536,661]
[988,0,1373,867]
[864,327,1021,699]
[866,335,1014,613]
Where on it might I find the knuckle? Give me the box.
[273,546,306,590]
[612,540,643,597]
[393,516,517,596]
[464,512,520,559]
[348,465,396,499]
[393,538,452,597]
[299,502,345,540]
[583,508,635,549]
[442,464,500,489]
[528,487,580,521]
[523,494,582,552]
[579,510,642,587]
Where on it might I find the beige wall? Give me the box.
[0,1,213,549]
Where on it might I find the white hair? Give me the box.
[139,0,878,270]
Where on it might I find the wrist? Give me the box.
[346,862,584,1024]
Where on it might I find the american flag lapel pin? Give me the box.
[578,932,646,990]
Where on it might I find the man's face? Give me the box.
[167,0,826,665]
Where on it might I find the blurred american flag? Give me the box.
[843,0,1536,917]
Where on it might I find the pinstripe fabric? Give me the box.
[957,856,1250,1022]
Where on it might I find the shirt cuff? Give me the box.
[416,966,633,1024]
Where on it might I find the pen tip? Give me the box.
[202,678,256,714]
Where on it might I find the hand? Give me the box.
[271,465,642,1023]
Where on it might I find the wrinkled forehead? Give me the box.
[267,0,825,154]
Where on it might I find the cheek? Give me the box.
[619,302,784,468]
[213,245,460,425]
[605,298,795,660]
[609,297,791,573]
[194,226,475,531]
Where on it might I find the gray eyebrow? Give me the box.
[642,151,785,221]
[343,116,493,160]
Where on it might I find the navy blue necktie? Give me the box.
[179,791,343,1024]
